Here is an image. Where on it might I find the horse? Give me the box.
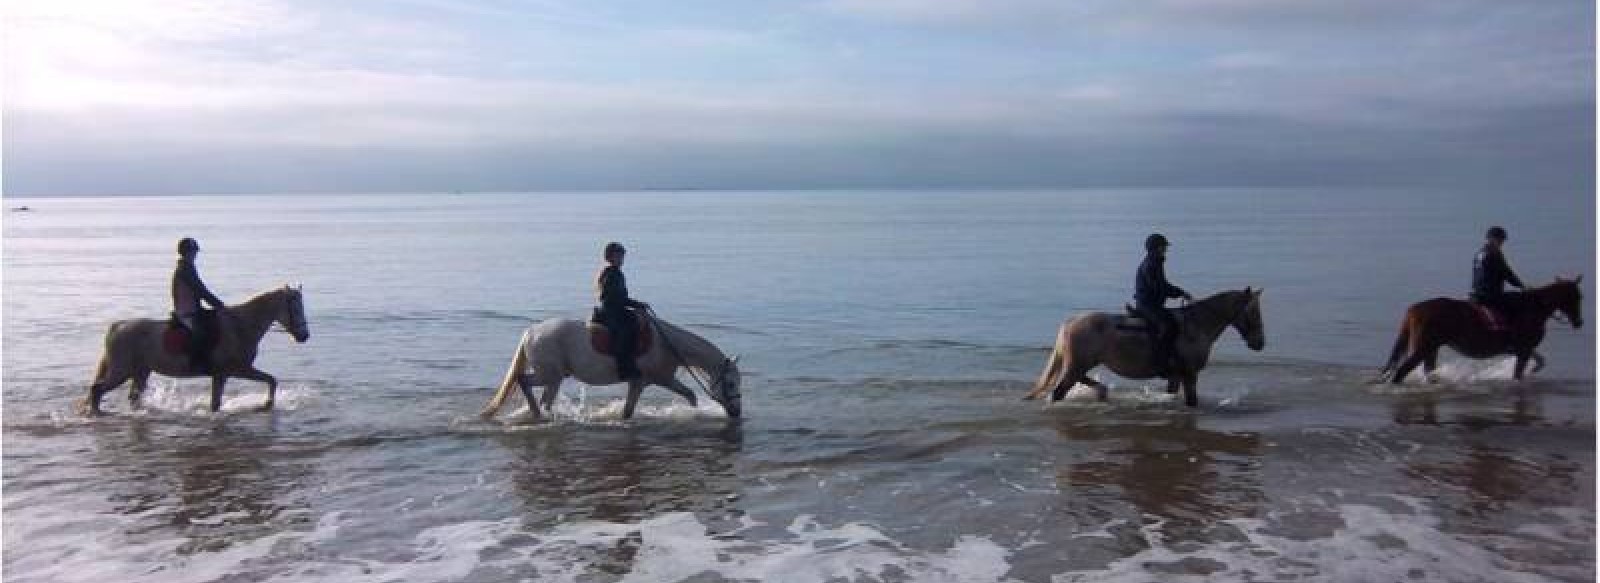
[478,312,742,421]
[79,285,310,416]
[1381,276,1582,384]
[1023,288,1265,407]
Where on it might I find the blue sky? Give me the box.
[3,0,1593,194]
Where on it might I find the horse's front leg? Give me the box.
[1181,374,1199,408]
[210,375,229,413]
[622,381,645,419]
[235,367,278,411]
[660,376,699,407]
[1513,351,1532,381]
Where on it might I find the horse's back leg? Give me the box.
[1390,324,1433,385]
[1049,363,1089,402]
[81,357,128,416]
[128,370,152,410]
[1513,351,1532,381]
[210,376,228,413]
[1182,374,1199,407]
[1421,349,1441,383]
[621,381,646,419]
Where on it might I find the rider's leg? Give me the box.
[610,310,640,380]
[1160,309,1185,373]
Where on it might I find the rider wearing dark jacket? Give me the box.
[597,242,649,380]
[1471,226,1525,318]
[1135,234,1192,376]
[172,237,225,372]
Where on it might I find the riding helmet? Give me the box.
[177,237,199,255]
[1486,226,1508,241]
[1144,233,1170,252]
[604,242,626,257]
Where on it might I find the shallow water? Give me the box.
[4,189,1594,582]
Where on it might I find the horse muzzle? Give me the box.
[293,331,311,343]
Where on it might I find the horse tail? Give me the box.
[480,330,530,419]
[1379,316,1412,377]
[1025,326,1069,400]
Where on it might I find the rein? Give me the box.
[644,307,723,402]
[1184,291,1251,332]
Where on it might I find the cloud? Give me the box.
[1,0,1592,194]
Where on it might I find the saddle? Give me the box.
[162,318,191,355]
[586,312,654,356]
[1116,304,1150,331]
[1471,302,1508,332]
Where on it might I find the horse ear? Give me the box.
[1576,275,1584,285]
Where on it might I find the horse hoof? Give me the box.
[256,403,275,413]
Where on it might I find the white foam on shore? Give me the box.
[120,379,317,415]
[1053,495,1589,583]
[282,511,1015,583]
[495,384,727,425]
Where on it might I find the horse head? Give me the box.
[1547,275,1583,329]
[279,284,311,342]
[1232,287,1266,351]
[714,355,743,418]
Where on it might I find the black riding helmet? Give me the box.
[178,237,199,255]
[1486,226,1508,241]
[1145,233,1169,252]
[604,242,626,257]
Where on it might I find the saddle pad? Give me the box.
[589,320,654,356]
[163,324,189,354]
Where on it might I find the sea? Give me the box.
[3,189,1595,582]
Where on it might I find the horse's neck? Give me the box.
[229,291,281,345]
[1180,293,1242,342]
[656,320,724,370]
[1521,287,1563,320]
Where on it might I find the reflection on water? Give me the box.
[87,418,319,556]
[1056,412,1264,545]
[495,421,745,527]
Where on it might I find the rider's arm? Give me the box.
[1497,252,1526,289]
[181,263,225,309]
[1156,261,1190,299]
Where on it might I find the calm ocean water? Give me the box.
[3,189,1595,582]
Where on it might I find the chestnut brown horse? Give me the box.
[1381,277,1583,384]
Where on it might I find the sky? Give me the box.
[2,0,1594,195]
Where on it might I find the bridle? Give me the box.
[645,307,734,403]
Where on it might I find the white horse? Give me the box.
[1024,288,1264,407]
[479,313,743,421]
[80,285,310,415]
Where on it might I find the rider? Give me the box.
[172,237,226,372]
[596,242,650,380]
[1134,233,1193,376]
[1471,226,1525,324]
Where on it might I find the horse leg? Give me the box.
[516,375,543,421]
[81,357,128,416]
[1078,376,1110,402]
[1513,351,1532,381]
[661,377,699,407]
[1531,351,1546,374]
[1421,349,1441,383]
[1166,377,1180,394]
[1050,364,1088,402]
[1182,374,1199,408]
[538,381,561,411]
[622,381,645,419]
[83,375,128,416]
[234,367,278,411]
[128,370,151,411]
[210,376,229,413]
